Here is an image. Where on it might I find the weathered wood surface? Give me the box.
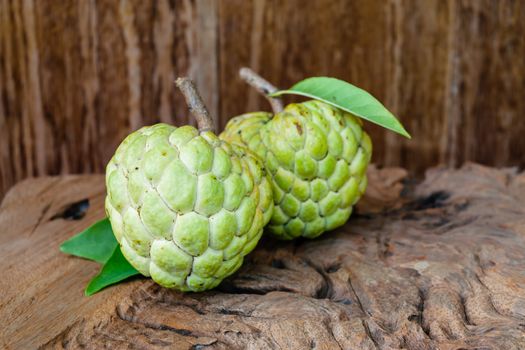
[1,0,525,198]
[1,164,525,349]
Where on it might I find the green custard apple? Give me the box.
[105,123,273,291]
[221,100,372,240]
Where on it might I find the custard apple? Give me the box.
[105,123,273,291]
[220,100,372,240]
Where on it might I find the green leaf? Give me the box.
[60,217,141,295]
[60,218,117,264]
[85,245,140,296]
[271,77,411,138]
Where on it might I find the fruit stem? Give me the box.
[175,77,216,133]
[239,67,284,114]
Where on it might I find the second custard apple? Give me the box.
[220,100,372,240]
[105,123,273,291]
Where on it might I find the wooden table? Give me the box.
[1,164,525,349]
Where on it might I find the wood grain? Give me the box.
[2,164,525,349]
[1,0,524,198]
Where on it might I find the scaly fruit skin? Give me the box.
[220,112,272,156]
[221,100,372,240]
[105,123,273,291]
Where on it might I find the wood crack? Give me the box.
[322,319,343,350]
[418,287,432,340]
[348,275,368,317]
[302,259,333,300]
[116,304,206,340]
[30,202,51,235]
[362,319,380,350]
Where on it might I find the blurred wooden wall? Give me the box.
[1,0,525,199]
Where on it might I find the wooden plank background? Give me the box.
[1,0,524,199]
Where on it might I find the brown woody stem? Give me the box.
[175,77,216,133]
[239,67,284,114]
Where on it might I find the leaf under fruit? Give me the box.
[85,246,139,296]
[60,218,117,264]
[60,217,140,295]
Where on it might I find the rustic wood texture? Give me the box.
[1,0,525,197]
[2,164,525,349]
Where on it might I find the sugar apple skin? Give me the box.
[219,112,271,156]
[105,123,273,292]
[220,100,372,240]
